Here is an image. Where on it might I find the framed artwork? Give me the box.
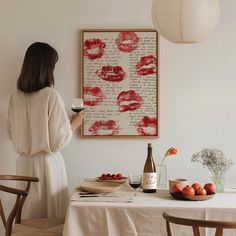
[80,29,159,137]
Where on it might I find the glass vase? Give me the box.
[156,164,167,189]
[210,170,225,193]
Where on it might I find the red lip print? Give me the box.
[84,39,106,60]
[88,120,119,136]
[96,65,126,82]
[117,90,143,112]
[83,86,106,106]
[136,116,157,136]
[136,55,157,76]
[115,32,140,53]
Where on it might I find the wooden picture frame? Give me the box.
[80,29,159,138]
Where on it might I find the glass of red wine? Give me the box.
[128,174,142,197]
[71,98,84,113]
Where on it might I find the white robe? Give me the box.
[5,87,72,219]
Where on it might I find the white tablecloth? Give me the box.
[63,183,236,236]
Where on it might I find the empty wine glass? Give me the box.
[128,174,142,197]
[71,98,84,113]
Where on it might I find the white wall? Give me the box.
[1,0,236,233]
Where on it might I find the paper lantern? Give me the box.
[152,0,220,44]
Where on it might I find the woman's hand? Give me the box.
[70,111,84,131]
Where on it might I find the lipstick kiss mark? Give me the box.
[83,86,106,106]
[136,116,157,136]
[96,65,126,82]
[84,39,106,60]
[115,32,140,53]
[117,90,143,112]
[88,120,119,136]
[136,55,157,76]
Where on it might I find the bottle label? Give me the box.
[142,173,157,189]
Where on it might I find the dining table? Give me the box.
[63,179,236,236]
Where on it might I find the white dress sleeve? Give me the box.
[48,90,73,153]
[4,96,12,140]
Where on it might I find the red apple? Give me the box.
[182,185,195,197]
[192,183,202,192]
[171,183,183,194]
[204,183,215,194]
[195,187,207,196]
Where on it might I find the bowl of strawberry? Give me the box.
[170,182,216,201]
[96,173,127,184]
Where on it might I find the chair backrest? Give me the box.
[163,212,236,236]
[0,175,39,236]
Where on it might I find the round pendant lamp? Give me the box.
[152,0,220,44]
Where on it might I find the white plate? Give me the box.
[80,181,121,193]
[95,177,127,184]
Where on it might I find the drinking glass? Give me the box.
[71,98,84,113]
[128,174,142,197]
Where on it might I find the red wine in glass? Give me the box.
[71,98,84,113]
[128,174,142,197]
[129,182,141,189]
[71,107,84,113]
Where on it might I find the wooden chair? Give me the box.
[163,212,236,236]
[0,175,65,236]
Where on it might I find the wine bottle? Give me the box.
[142,143,157,193]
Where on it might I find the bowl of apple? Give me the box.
[170,182,216,201]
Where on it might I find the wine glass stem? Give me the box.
[134,189,137,197]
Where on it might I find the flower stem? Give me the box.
[157,165,163,186]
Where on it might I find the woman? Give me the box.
[5,42,83,218]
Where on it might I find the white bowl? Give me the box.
[169,178,188,193]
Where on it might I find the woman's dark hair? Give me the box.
[17,42,58,93]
